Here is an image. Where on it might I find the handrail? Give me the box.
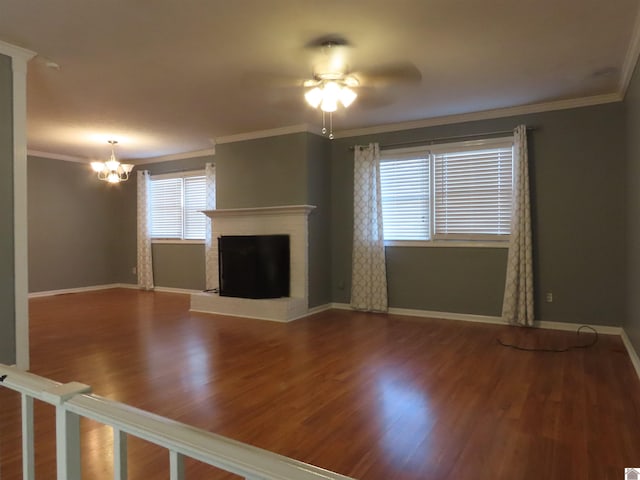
[66,393,352,480]
[0,364,356,480]
[0,363,61,399]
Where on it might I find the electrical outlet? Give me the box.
[546,292,553,303]
[132,266,137,275]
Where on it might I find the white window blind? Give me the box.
[183,176,207,240]
[380,156,430,240]
[433,145,513,239]
[378,137,513,244]
[151,178,183,239]
[150,173,206,240]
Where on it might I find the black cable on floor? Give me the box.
[497,325,598,352]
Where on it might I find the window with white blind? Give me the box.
[379,137,513,244]
[150,171,206,241]
[380,155,430,240]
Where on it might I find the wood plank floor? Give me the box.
[1,288,639,479]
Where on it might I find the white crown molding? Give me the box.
[0,39,36,62]
[28,147,217,166]
[133,148,216,165]
[28,149,87,163]
[620,3,640,97]
[334,93,623,139]
[25,93,624,162]
[214,124,320,145]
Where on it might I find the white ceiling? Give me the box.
[0,0,638,161]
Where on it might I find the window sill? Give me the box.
[151,239,205,245]
[385,240,509,248]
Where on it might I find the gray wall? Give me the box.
[0,54,15,364]
[331,103,627,325]
[625,59,640,354]
[215,134,307,209]
[110,175,137,285]
[306,134,331,307]
[151,243,205,290]
[28,156,128,292]
[215,133,332,307]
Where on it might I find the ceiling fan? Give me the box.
[300,37,422,138]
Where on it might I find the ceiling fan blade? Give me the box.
[354,62,422,87]
[239,70,306,90]
[355,87,396,109]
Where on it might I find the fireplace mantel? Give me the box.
[191,204,316,322]
[202,205,316,218]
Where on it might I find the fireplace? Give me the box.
[190,205,315,322]
[218,234,290,299]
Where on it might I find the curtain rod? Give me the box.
[349,127,536,151]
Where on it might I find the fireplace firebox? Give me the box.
[218,235,290,299]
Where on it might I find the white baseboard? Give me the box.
[28,283,125,298]
[389,307,507,325]
[331,303,506,325]
[621,329,640,381]
[153,286,202,295]
[534,320,621,335]
[332,302,621,333]
[306,303,334,316]
[28,283,201,298]
[332,302,506,325]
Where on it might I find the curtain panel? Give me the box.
[204,162,217,290]
[351,143,388,312]
[502,125,534,326]
[137,170,154,290]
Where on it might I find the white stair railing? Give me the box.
[0,364,356,480]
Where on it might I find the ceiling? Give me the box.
[0,0,638,161]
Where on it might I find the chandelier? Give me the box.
[304,76,358,139]
[90,140,134,183]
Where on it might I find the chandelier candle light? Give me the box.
[90,140,134,183]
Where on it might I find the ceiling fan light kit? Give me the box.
[304,77,359,138]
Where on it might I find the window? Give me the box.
[150,171,206,240]
[380,155,430,240]
[380,137,513,244]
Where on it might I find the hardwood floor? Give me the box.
[1,288,639,479]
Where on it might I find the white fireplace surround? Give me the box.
[190,205,316,322]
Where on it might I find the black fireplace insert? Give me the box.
[218,234,290,299]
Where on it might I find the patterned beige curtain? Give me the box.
[502,125,534,325]
[351,143,388,312]
[137,170,154,290]
[204,162,217,290]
